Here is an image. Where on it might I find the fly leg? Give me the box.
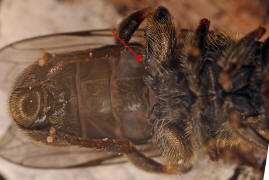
[217,27,266,91]
[179,18,210,95]
[142,7,196,173]
[55,133,182,173]
[115,7,153,44]
[115,6,197,173]
[262,37,269,120]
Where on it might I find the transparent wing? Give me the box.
[0,29,158,169]
[0,29,116,92]
[0,124,120,168]
[0,124,159,168]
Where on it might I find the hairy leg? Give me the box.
[143,7,196,172]
[116,7,153,44]
[61,133,180,173]
[115,6,196,173]
[262,37,269,120]
[218,27,265,91]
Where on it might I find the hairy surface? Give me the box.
[2,5,268,179]
[140,7,269,173]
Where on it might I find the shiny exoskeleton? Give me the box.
[3,6,269,176]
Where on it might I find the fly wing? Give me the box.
[0,29,144,91]
[0,29,116,92]
[0,29,158,168]
[0,124,118,168]
[0,124,159,168]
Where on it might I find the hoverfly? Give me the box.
[0,6,268,179]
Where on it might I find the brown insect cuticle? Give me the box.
[229,111,241,128]
[49,127,57,136]
[200,18,210,26]
[219,71,231,91]
[1,6,268,179]
[256,27,266,38]
[9,88,42,128]
[38,49,50,66]
[185,45,200,58]
[46,136,54,143]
